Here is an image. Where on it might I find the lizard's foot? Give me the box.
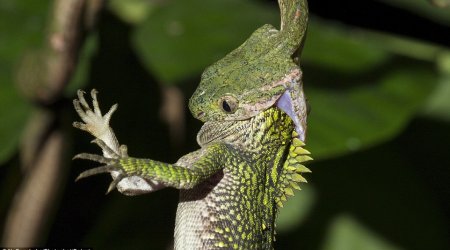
[73,89,118,142]
[74,139,129,194]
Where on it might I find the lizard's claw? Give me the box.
[74,152,127,194]
[74,138,129,194]
[73,89,118,139]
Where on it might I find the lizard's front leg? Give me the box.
[73,89,226,193]
[73,89,165,195]
[74,139,226,193]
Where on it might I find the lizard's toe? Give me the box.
[73,153,113,164]
[75,165,119,182]
[73,121,88,131]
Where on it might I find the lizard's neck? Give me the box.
[197,107,294,151]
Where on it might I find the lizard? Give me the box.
[73,0,311,249]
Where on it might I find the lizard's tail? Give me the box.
[278,0,309,55]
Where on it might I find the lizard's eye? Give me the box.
[219,96,238,114]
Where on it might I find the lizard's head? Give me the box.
[189,0,308,141]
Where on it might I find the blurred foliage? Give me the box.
[109,0,155,24]
[0,0,51,164]
[276,185,316,233]
[303,21,438,159]
[376,0,450,25]
[423,52,450,121]
[1,0,449,249]
[0,85,30,164]
[134,0,279,83]
[322,214,401,250]
[65,34,99,96]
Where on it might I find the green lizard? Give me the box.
[73,0,311,249]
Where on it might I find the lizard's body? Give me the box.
[174,107,293,249]
[73,0,310,249]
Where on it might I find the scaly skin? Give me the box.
[73,0,310,249]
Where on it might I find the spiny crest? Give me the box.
[275,131,312,208]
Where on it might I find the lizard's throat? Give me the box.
[196,107,296,148]
[196,119,251,147]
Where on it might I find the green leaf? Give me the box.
[0,1,50,61]
[302,21,391,74]
[108,0,155,24]
[306,67,436,159]
[133,0,278,84]
[301,21,440,159]
[64,33,99,96]
[428,0,450,8]
[0,0,50,164]
[0,85,31,164]
[422,55,450,121]
[276,185,316,233]
[321,214,402,250]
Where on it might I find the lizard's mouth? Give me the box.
[275,89,307,141]
[196,89,307,147]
